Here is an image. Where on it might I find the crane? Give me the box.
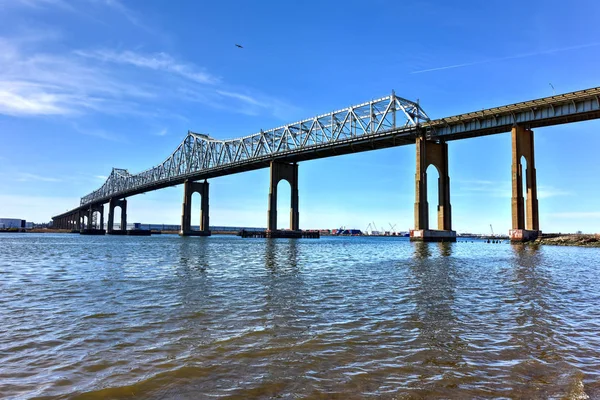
[389,223,397,234]
[490,224,494,237]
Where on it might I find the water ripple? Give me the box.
[0,234,599,399]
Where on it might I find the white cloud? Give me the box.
[155,128,168,136]
[0,38,159,117]
[0,25,296,120]
[0,82,71,116]
[95,175,108,180]
[75,49,219,84]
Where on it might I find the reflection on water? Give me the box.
[1,234,599,399]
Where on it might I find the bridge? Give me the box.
[52,87,600,241]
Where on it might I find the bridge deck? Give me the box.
[53,87,600,219]
[425,87,600,140]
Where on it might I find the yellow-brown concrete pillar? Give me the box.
[411,137,455,242]
[511,126,539,239]
[267,161,299,232]
[180,180,210,236]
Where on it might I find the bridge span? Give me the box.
[53,87,600,241]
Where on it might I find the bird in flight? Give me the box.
[235,44,243,49]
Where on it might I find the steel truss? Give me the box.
[81,93,428,206]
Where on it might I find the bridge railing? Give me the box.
[80,93,428,206]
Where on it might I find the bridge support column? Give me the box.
[410,137,456,242]
[99,207,104,231]
[86,207,93,230]
[107,198,127,234]
[180,180,211,236]
[267,161,299,235]
[79,205,106,234]
[510,126,540,242]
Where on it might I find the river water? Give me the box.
[1,233,599,399]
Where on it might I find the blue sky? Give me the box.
[1,0,599,234]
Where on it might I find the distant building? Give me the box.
[0,218,26,229]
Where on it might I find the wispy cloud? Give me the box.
[214,89,299,118]
[0,82,71,116]
[538,186,572,199]
[412,42,600,74]
[100,0,144,28]
[10,0,75,11]
[217,90,264,106]
[0,37,159,117]
[17,172,61,182]
[72,123,123,142]
[10,0,141,26]
[155,128,168,136]
[0,6,296,121]
[75,49,220,84]
[95,175,108,180]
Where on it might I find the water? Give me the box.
[1,233,600,399]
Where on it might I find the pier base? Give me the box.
[266,230,303,239]
[127,230,151,236]
[239,230,319,239]
[179,230,211,237]
[80,229,106,235]
[107,230,128,235]
[410,229,457,242]
[509,229,540,243]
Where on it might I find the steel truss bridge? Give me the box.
[54,86,600,231]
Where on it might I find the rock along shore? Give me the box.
[535,234,600,247]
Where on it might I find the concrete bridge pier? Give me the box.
[80,204,106,234]
[267,161,300,237]
[510,126,540,242]
[99,206,104,230]
[107,198,127,234]
[180,180,211,236]
[410,137,456,242]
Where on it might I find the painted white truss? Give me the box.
[81,93,428,206]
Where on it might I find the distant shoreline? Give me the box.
[4,230,600,248]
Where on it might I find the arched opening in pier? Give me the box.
[521,155,528,227]
[113,206,123,230]
[276,179,291,230]
[191,192,202,231]
[426,164,440,230]
[92,211,101,229]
